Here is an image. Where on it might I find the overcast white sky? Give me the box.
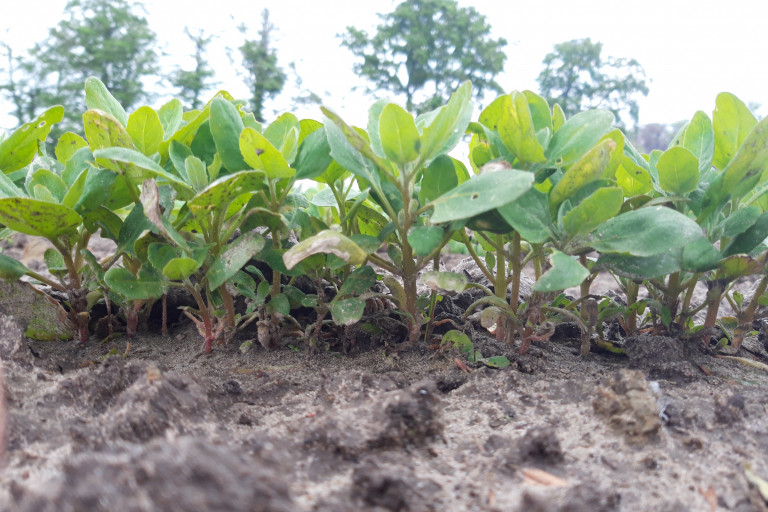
[1,0,767,131]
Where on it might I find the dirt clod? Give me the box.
[13,436,293,512]
[375,379,443,448]
[518,483,620,512]
[593,369,661,441]
[351,454,441,512]
[714,391,747,424]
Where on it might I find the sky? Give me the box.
[1,0,767,131]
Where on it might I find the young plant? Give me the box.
[0,104,131,342]
[287,83,471,344]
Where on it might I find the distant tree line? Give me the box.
[0,0,287,135]
[1,0,692,153]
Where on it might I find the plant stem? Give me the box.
[423,255,440,344]
[461,231,493,283]
[509,231,522,314]
[579,254,591,320]
[733,273,768,350]
[625,280,639,335]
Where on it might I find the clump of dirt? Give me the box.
[350,453,442,512]
[624,334,704,380]
[12,436,294,512]
[517,483,620,512]
[593,368,661,442]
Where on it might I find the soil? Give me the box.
[1,238,768,511]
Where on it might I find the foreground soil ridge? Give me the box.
[1,312,768,511]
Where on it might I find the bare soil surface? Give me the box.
[1,240,768,511]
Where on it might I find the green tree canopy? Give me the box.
[237,9,287,122]
[170,28,218,110]
[342,0,507,113]
[537,38,648,130]
[26,0,157,132]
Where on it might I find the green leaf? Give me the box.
[722,116,768,198]
[656,146,699,195]
[158,101,211,157]
[496,187,551,243]
[127,106,164,156]
[549,138,617,208]
[481,356,511,369]
[104,267,164,300]
[55,132,88,165]
[92,147,193,197]
[117,204,154,256]
[294,127,333,180]
[378,104,421,165]
[596,250,684,280]
[337,265,377,298]
[534,251,589,292]
[545,110,614,167]
[205,231,266,290]
[185,156,209,192]
[616,155,653,196]
[498,92,546,163]
[83,109,134,172]
[266,293,291,316]
[700,116,768,221]
[713,92,756,170]
[671,110,714,172]
[723,212,768,256]
[84,76,128,127]
[157,99,183,140]
[419,270,467,293]
[330,297,366,326]
[169,140,193,180]
[187,170,265,219]
[0,253,29,279]
[367,99,388,159]
[419,81,473,163]
[408,225,445,257]
[419,155,467,204]
[27,169,67,203]
[0,106,64,173]
[283,230,368,269]
[441,329,474,354]
[264,113,300,157]
[161,257,200,281]
[681,237,721,272]
[147,243,181,271]
[322,108,381,185]
[589,206,703,257]
[722,205,761,239]
[717,254,766,281]
[82,207,122,242]
[562,186,623,236]
[70,166,117,215]
[523,90,553,134]
[239,127,295,179]
[0,198,81,238]
[209,97,248,172]
[429,169,534,224]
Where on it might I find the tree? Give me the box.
[237,9,286,122]
[342,0,507,113]
[0,42,46,126]
[170,28,218,110]
[634,123,678,153]
[7,0,157,131]
[537,38,648,130]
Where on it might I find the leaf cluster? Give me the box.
[1,76,767,360]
